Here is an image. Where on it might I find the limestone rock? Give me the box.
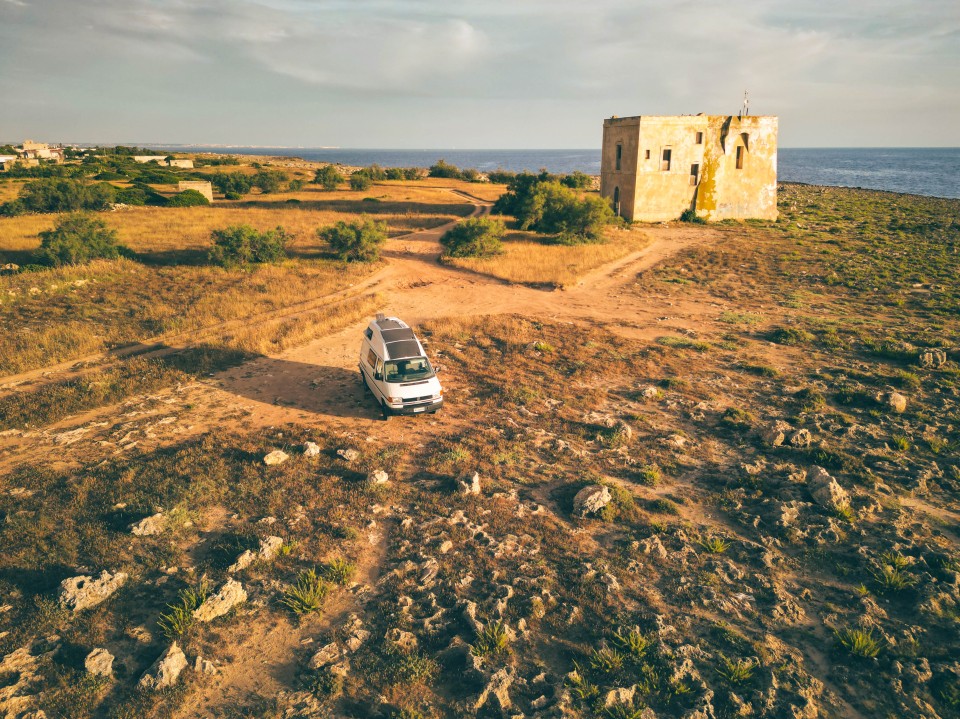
[227,536,284,573]
[789,429,813,448]
[573,484,612,516]
[385,627,418,653]
[194,655,218,676]
[763,420,792,447]
[807,466,850,511]
[475,667,514,716]
[603,685,637,708]
[303,441,321,458]
[920,348,948,369]
[309,642,341,669]
[640,385,660,398]
[139,642,188,690]
[264,450,289,466]
[458,472,481,495]
[367,470,389,486]
[59,571,128,612]
[130,512,165,536]
[876,391,908,414]
[193,579,246,622]
[84,648,114,677]
[337,448,359,462]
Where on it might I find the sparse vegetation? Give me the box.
[280,569,329,615]
[439,217,504,258]
[318,217,387,262]
[35,212,126,267]
[208,224,291,267]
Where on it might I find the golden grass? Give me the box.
[0,257,379,374]
[445,226,651,288]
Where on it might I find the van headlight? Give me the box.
[387,396,401,404]
[431,393,442,401]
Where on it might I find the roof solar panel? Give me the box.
[381,328,416,343]
[385,339,422,360]
[377,318,404,330]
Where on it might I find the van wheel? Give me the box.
[380,401,391,421]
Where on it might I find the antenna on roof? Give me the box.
[376,312,385,322]
[739,90,750,119]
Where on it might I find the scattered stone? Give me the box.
[59,571,128,612]
[807,466,850,511]
[193,579,247,622]
[573,484,612,516]
[84,648,114,677]
[614,419,633,440]
[129,512,165,536]
[876,390,908,414]
[303,441,322,458]
[139,642,188,690]
[919,348,948,369]
[458,472,482,495]
[309,642,341,669]
[385,627,418,653]
[603,685,637,708]
[263,450,289,466]
[475,667,514,716]
[195,656,218,676]
[337,448,360,462]
[228,536,284,573]
[762,420,792,447]
[640,385,660,398]
[367,470,389,486]
[789,428,813,448]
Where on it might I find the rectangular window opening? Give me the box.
[645,149,651,160]
[690,163,700,185]
[661,148,672,171]
[695,132,703,144]
[736,146,744,169]
[615,143,622,171]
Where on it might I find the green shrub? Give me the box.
[679,208,706,224]
[210,171,254,196]
[320,558,355,585]
[313,165,343,191]
[157,579,211,639]
[224,191,243,200]
[428,159,463,179]
[769,326,815,345]
[318,218,387,262]
[18,178,116,213]
[252,169,288,193]
[208,224,291,267]
[166,189,210,207]
[560,170,593,189]
[115,186,148,205]
[471,621,509,658]
[716,656,757,685]
[349,173,372,191]
[494,175,613,242]
[835,627,882,658]
[440,217,505,258]
[35,213,126,267]
[697,536,731,554]
[288,179,305,192]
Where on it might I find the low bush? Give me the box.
[166,189,210,207]
[440,217,505,258]
[252,169,288,193]
[679,208,706,224]
[18,178,116,213]
[318,218,387,262]
[280,569,328,615]
[208,224,291,267]
[350,173,372,191]
[493,175,614,242]
[35,213,126,267]
[428,159,463,179]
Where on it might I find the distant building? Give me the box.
[134,155,170,164]
[177,181,213,202]
[19,139,65,163]
[0,155,19,171]
[600,114,778,222]
[168,159,194,169]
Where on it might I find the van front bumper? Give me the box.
[387,398,444,416]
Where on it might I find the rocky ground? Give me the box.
[0,184,958,719]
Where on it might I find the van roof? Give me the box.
[367,316,426,360]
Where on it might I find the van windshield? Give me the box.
[384,357,434,383]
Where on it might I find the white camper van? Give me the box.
[359,314,444,419]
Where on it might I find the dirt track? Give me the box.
[0,197,726,463]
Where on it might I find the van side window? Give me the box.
[365,328,373,340]
[374,359,384,380]
[366,348,377,367]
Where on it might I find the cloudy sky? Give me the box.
[1,0,957,148]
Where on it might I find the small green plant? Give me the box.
[649,498,680,515]
[278,540,297,556]
[834,504,855,523]
[35,213,126,267]
[158,579,211,639]
[471,621,509,658]
[613,628,651,657]
[280,569,329,615]
[321,558,356,586]
[769,326,815,346]
[638,465,661,486]
[605,706,647,719]
[716,656,757,685]
[166,188,210,206]
[318,218,387,262]
[565,667,599,701]
[873,563,917,592]
[835,627,882,658]
[698,536,731,554]
[722,407,754,426]
[309,666,344,698]
[679,208,706,224]
[880,551,910,570]
[891,434,911,452]
[349,172,372,191]
[590,647,625,676]
[313,165,343,190]
[533,340,555,353]
[439,217,505,258]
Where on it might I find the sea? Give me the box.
[165,146,960,200]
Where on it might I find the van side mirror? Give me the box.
[374,370,383,381]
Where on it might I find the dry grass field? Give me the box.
[445,225,650,287]
[0,174,958,719]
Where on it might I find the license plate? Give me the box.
[414,407,425,413]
